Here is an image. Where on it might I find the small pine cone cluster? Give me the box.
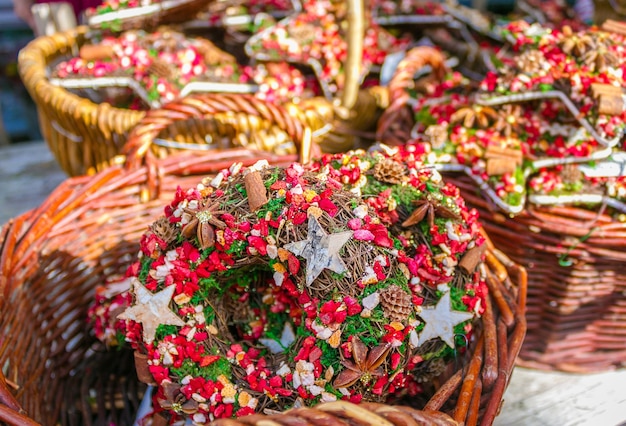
[150,217,178,246]
[379,285,412,322]
[373,158,406,185]
[560,163,582,185]
[415,357,447,383]
[148,58,175,80]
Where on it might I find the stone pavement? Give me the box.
[1,140,626,426]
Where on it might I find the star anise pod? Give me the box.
[158,381,199,414]
[559,26,595,57]
[333,337,391,388]
[182,201,227,249]
[402,196,462,229]
[450,105,498,129]
[494,105,525,137]
[582,45,619,73]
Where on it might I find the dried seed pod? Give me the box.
[414,357,448,383]
[150,217,178,246]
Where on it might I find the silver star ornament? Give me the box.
[284,214,352,287]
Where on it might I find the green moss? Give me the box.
[257,196,286,219]
[154,324,178,341]
[224,240,246,259]
[318,339,340,369]
[171,357,232,382]
[138,256,153,284]
[342,312,385,347]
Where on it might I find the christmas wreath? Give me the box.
[90,148,488,423]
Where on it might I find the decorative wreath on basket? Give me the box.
[90,148,488,423]
[378,21,626,216]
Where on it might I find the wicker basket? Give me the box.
[378,46,626,373]
[120,92,313,172]
[0,94,526,425]
[245,0,389,154]
[18,26,146,177]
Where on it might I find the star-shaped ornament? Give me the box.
[284,214,352,287]
[118,278,185,345]
[258,322,296,354]
[417,289,474,348]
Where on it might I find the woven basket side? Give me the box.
[18,27,145,176]
[376,46,448,146]
[451,175,626,372]
[121,93,311,174]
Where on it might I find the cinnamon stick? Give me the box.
[244,170,268,212]
[602,19,626,36]
[590,83,624,98]
[597,94,625,116]
[484,145,523,164]
[459,243,486,274]
[485,157,517,176]
[79,44,114,62]
[133,351,157,385]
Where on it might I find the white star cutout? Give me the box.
[117,278,186,345]
[417,290,474,348]
[284,214,352,287]
[258,323,296,354]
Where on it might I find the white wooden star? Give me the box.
[118,278,185,345]
[284,214,352,287]
[417,290,474,348]
[259,322,296,354]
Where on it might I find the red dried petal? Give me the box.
[287,254,300,275]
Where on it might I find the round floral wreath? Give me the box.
[90,148,488,423]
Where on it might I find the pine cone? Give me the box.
[379,285,412,322]
[373,159,406,185]
[148,58,175,80]
[414,357,447,383]
[560,163,582,185]
[150,217,178,246]
[516,50,546,74]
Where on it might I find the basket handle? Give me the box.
[376,46,449,146]
[121,93,314,171]
[341,0,365,113]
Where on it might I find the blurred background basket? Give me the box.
[378,45,626,373]
[18,26,146,177]
[0,92,526,425]
[86,0,212,32]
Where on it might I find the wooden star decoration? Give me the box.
[118,278,186,345]
[417,290,474,348]
[284,214,352,287]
